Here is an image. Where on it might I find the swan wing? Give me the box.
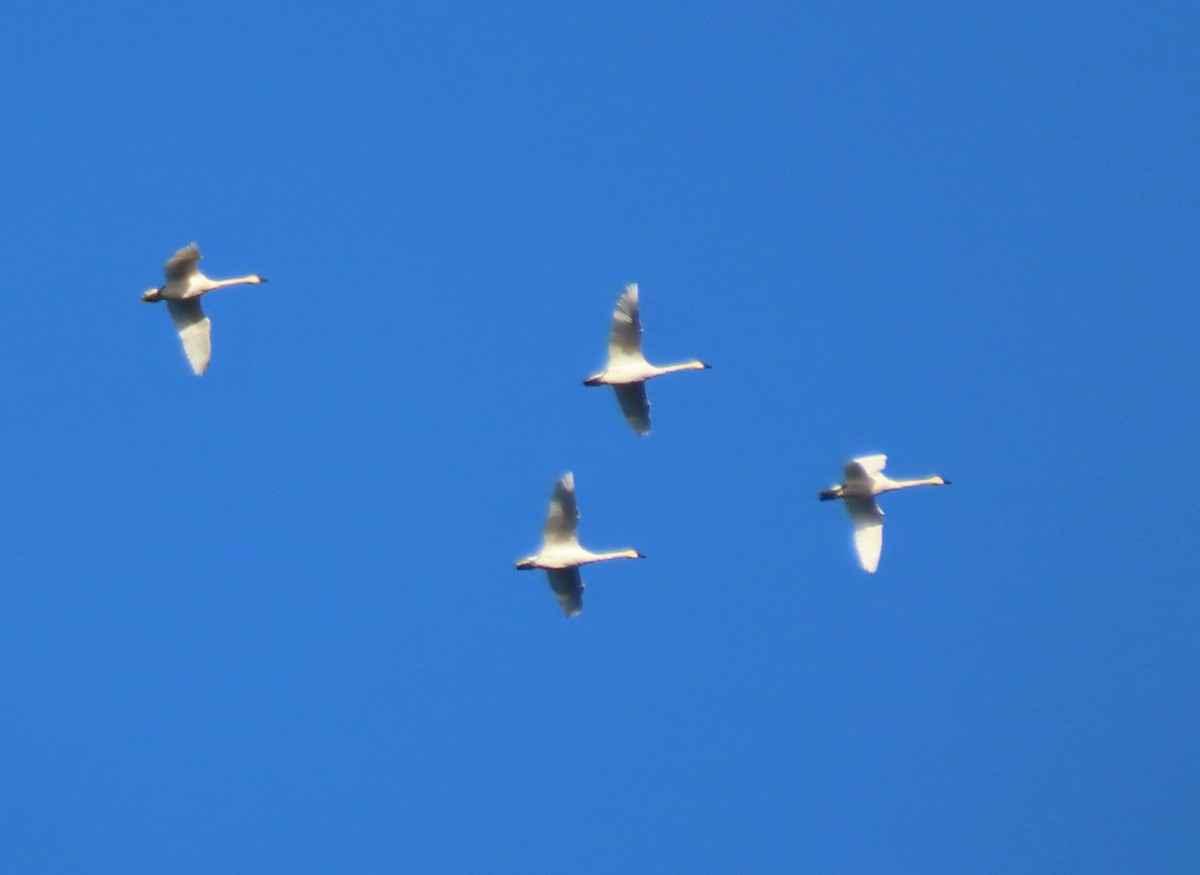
[547,568,584,617]
[608,283,645,363]
[845,495,884,573]
[845,454,887,484]
[614,382,651,436]
[163,243,202,283]
[543,472,579,546]
[167,298,212,375]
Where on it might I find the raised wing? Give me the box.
[546,568,584,617]
[608,283,644,363]
[614,382,651,436]
[845,454,887,485]
[163,243,202,283]
[845,495,884,573]
[167,298,212,375]
[543,472,579,546]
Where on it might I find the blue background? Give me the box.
[0,2,1196,871]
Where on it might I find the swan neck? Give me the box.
[591,548,642,562]
[202,275,263,292]
[657,360,708,376]
[880,476,944,492]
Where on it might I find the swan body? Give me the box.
[819,454,950,573]
[142,243,267,375]
[584,283,709,436]
[515,472,644,616]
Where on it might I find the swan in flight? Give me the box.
[141,243,267,375]
[819,454,950,573]
[515,472,644,616]
[584,283,710,436]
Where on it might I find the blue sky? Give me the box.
[0,2,1196,871]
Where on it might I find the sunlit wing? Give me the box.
[167,298,212,375]
[547,567,583,617]
[607,283,644,363]
[543,472,579,546]
[163,243,202,283]
[845,454,887,485]
[614,382,651,436]
[845,495,884,573]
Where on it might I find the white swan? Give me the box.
[584,283,710,435]
[819,454,950,573]
[142,243,267,375]
[515,472,644,616]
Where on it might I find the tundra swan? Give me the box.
[141,243,267,375]
[819,454,950,573]
[583,283,709,436]
[515,472,644,616]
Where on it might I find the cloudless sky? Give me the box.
[0,2,1197,871]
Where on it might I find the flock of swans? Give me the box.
[143,243,950,616]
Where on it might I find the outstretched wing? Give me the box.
[845,454,887,485]
[167,298,212,375]
[608,283,644,363]
[163,243,202,283]
[614,382,651,436]
[546,568,584,617]
[845,496,884,573]
[543,472,579,546]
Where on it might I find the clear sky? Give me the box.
[0,2,1196,872]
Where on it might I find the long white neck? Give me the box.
[581,548,643,564]
[196,274,266,293]
[878,475,946,494]
[650,360,709,377]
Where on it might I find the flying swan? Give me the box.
[515,472,644,616]
[142,243,267,375]
[819,454,950,573]
[584,283,709,435]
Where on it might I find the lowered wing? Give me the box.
[614,382,651,436]
[546,567,584,617]
[845,495,884,573]
[167,298,212,375]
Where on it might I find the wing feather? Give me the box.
[614,382,651,436]
[543,472,579,546]
[845,454,887,484]
[547,568,584,617]
[845,495,884,573]
[163,243,202,283]
[167,298,212,375]
[608,284,644,363]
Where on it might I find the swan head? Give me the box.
[141,287,163,303]
[515,557,538,570]
[818,487,842,501]
[582,374,604,386]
